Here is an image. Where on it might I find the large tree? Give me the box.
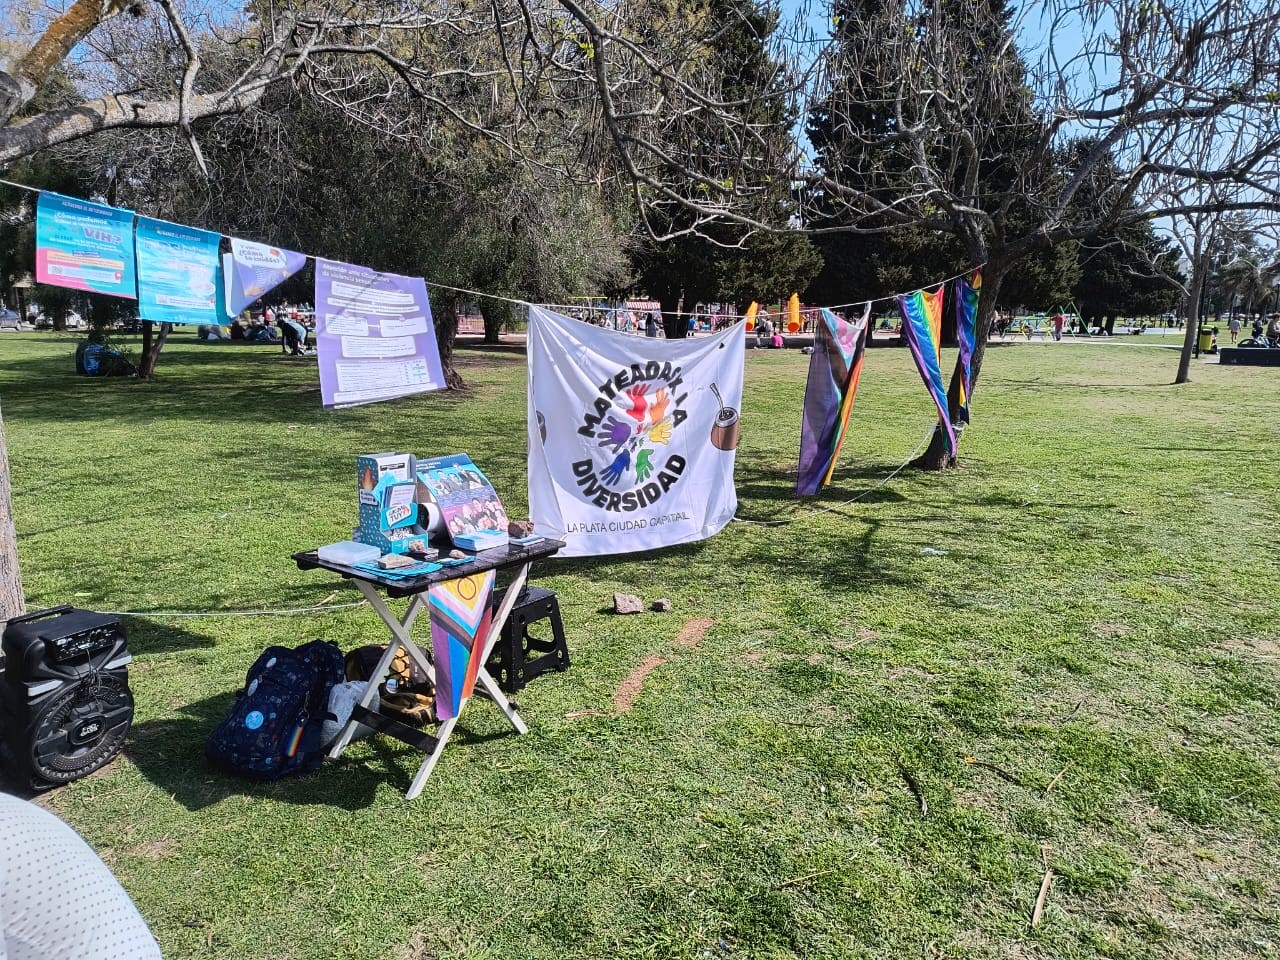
[801,0,1280,468]
[630,0,821,334]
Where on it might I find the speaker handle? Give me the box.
[5,605,75,626]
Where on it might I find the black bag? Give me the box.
[205,640,345,780]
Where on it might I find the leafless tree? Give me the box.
[0,0,799,620]
[800,0,1280,468]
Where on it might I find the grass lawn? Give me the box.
[1,330,1278,960]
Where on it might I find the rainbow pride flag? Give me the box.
[796,305,870,495]
[429,570,496,721]
[954,269,982,423]
[897,285,956,455]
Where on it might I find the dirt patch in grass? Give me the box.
[614,655,668,713]
[1091,621,1133,638]
[1219,635,1280,660]
[128,838,179,860]
[675,617,714,648]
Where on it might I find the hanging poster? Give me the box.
[429,570,496,722]
[35,193,137,299]
[898,285,956,454]
[415,453,509,538]
[954,269,982,423]
[314,258,446,408]
[796,304,871,496]
[527,306,745,557]
[224,238,308,315]
[135,217,222,325]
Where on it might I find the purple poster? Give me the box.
[314,258,446,408]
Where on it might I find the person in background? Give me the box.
[1052,312,1065,341]
[644,312,659,338]
[754,310,772,349]
[0,791,163,959]
[1227,315,1241,342]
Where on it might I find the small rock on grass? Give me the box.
[614,593,644,615]
[651,598,672,613]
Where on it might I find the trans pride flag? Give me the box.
[796,305,870,496]
[897,285,956,455]
[429,571,496,721]
[954,270,982,424]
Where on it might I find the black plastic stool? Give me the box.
[486,585,570,693]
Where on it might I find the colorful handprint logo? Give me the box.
[593,381,679,487]
[566,360,700,510]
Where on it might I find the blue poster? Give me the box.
[135,217,222,325]
[35,192,137,299]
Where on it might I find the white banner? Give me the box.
[528,306,745,557]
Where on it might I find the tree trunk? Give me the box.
[137,321,171,379]
[479,301,509,345]
[914,267,1005,471]
[1174,258,1208,385]
[431,295,465,390]
[0,400,24,630]
[658,294,682,339]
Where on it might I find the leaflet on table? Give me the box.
[314,259,446,408]
[135,217,222,325]
[352,559,442,579]
[414,454,510,540]
[35,193,138,299]
[224,238,308,315]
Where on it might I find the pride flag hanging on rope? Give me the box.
[787,293,801,333]
[429,570,496,721]
[796,304,871,496]
[954,269,982,424]
[898,285,956,455]
[745,301,759,332]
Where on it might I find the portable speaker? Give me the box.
[1,606,134,790]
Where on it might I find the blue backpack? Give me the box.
[205,640,345,780]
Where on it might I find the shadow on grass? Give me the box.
[127,690,424,810]
[0,342,475,429]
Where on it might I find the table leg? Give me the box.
[405,717,457,800]
[328,582,432,759]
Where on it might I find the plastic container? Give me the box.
[317,540,382,566]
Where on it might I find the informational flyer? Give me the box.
[224,237,308,315]
[314,258,446,408]
[35,193,137,299]
[415,453,509,538]
[135,217,222,325]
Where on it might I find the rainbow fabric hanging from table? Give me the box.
[897,285,956,455]
[796,305,871,496]
[954,269,982,424]
[429,570,496,721]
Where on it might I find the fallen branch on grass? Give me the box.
[963,756,1023,786]
[1031,864,1055,928]
[898,764,928,817]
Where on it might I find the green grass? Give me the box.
[2,330,1278,960]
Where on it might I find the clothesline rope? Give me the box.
[0,175,982,320]
[96,600,369,618]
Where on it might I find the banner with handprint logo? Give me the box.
[527,306,745,557]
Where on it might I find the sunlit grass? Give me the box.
[1,330,1277,960]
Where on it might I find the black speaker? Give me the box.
[1,606,134,790]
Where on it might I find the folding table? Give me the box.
[293,538,563,799]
